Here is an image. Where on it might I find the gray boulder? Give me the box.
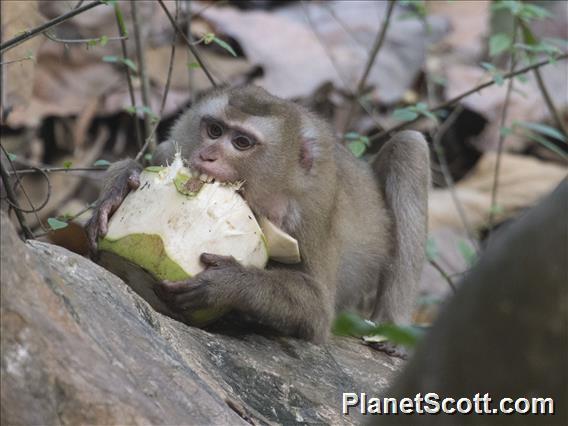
[0,211,401,425]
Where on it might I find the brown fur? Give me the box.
[87,86,430,343]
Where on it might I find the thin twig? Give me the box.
[161,0,179,117]
[42,31,126,45]
[533,67,567,138]
[0,56,34,66]
[0,0,104,53]
[428,259,456,292]
[113,2,143,149]
[488,19,519,233]
[134,0,179,163]
[0,147,34,238]
[369,52,568,143]
[343,0,396,132]
[1,145,50,233]
[432,105,479,252]
[157,0,216,87]
[185,0,196,103]
[301,1,387,135]
[9,166,107,175]
[9,167,51,213]
[131,0,153,150]
[0,0,5,121]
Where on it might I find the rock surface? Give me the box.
[0,211,402,425]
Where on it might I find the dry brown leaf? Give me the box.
[199,2,448,101]
[2,0,44,114]
[445,64,551,151]
[426,0,490,61]
[429,152,567,232]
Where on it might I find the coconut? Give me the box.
[98,153,300,325]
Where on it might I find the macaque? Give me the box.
[86,85,430,349]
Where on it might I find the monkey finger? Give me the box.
[175,286,211,310]
[85,216,100,257]
[154,279,193,299]
[127,172,141,190]
[200,253,236,269]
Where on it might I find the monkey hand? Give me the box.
[85,169,141,256]
[154,253,243,314]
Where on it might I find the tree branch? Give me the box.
[369,52,568,142]
[0,0,104,53]
[157,0,216,87]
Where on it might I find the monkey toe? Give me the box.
[369,341,409,360]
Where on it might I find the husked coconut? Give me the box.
[98,153,299,325]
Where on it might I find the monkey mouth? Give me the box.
[191,166,240,186]
[195,172,216,184]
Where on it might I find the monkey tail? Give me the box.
[371,131,431,324]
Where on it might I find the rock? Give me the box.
[381,181,568,425]
[0,211,402,425]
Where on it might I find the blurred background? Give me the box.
[1,0,566,326]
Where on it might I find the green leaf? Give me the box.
[426,237,438,261]
[212,36,237,57]
[187,61,201,69]
[7,152,17,161]
[393,108,418,122]
[415,102,429,112]
[420,110,439,123]
[344,132,360,141]
[522,131,567,160]
[513,121,566,142]
[113,2,128,36]
[102,55,119,63]
[458,240,476,267]
[489,203,504,216]
[99,35,109,47]
[93,159,111,167]
[47,217,68,231]
[145,166,164,173]
[124,105,136,115]
[63,160,72,169]
[332,313,422,347]
[203,32,215,44]
[500,126,513,137]
[121,58,138,72]
[480,62,504,86]
[489,33,512,56]
[519,3,552,21]
[348,141,367,158]
[139,106,158,120]
[520,21,537,46]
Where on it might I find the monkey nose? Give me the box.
[199,152,217,162]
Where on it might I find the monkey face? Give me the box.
[188,114,263,184]
[183,89,296,191]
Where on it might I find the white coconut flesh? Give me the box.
[99,153,300,283]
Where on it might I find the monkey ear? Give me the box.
[299,120,320,172]
[300,138,316,172]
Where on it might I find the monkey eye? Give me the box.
[232,135,255,151]
[207,122,224,139]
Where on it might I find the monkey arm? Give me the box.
[154,253,334,343]
[85,159,142,254]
